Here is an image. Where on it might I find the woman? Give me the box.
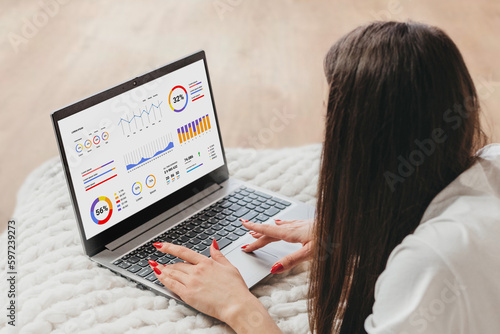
[149,21,500,333]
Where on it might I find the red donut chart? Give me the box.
[90,196,113,225]
[169,85,188,112]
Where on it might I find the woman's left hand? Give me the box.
[150,240,281,333]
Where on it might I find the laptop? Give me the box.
[51,51,315,301]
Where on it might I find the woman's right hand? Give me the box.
[240,219,314,274]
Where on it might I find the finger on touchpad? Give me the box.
[225,246,278,287]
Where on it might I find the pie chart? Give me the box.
[168,85,188,112]
[90,196,113,225]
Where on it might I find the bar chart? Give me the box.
[177,114,212,143]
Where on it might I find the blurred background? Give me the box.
[1,0,499,232]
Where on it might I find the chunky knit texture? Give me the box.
[1,144,321,333]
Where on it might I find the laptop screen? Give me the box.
[56,58,224,240]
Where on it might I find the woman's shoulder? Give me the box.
[365,145,500,333]
[476,142,500,159]
[420,143,500,224]
[415,142,500,269]
[366,222,500,333]
[365,231,467,333]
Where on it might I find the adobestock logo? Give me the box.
[369,0,413,21]
[228,103,296,172]
[384,74,497,192]
[399,278,466,334]
[7,0,71,54]
[384,127,448,192]
[212,0,243,21]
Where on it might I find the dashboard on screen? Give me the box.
[57,59,224,240]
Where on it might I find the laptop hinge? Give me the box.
[104,183,222,252]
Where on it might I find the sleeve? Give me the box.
[364,235,467,334]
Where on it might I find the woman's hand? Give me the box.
[241,219,314,274]
[150,240,281,334]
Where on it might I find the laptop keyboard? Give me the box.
[111,186,291,286]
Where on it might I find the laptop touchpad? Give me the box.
[225,246,278,287]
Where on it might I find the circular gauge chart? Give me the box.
[146,175,156,188]
[102,131,109,141]
[132,182,142,195]
[84,139,92,149]
[168,85,188,112]
[90,196,113,225]
[75,143,83,153]
[93,135,100,145]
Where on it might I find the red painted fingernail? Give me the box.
[249,231,255,235]
[154,267,162,275]
[239,218,246,222]
[212,239,219,250]
[241,244,249,250]
[149,260,158,267]
[153,242,163,249]
[271,262,284,274]
[275,219,281,222]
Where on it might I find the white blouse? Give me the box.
[365,144,500,333]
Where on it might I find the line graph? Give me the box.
[118,97,163,136]
[123,134,174,171]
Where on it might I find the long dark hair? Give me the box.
[309,21,486,333]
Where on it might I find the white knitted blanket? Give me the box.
[0,144,321,334]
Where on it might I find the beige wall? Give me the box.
[1,0,499,232]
